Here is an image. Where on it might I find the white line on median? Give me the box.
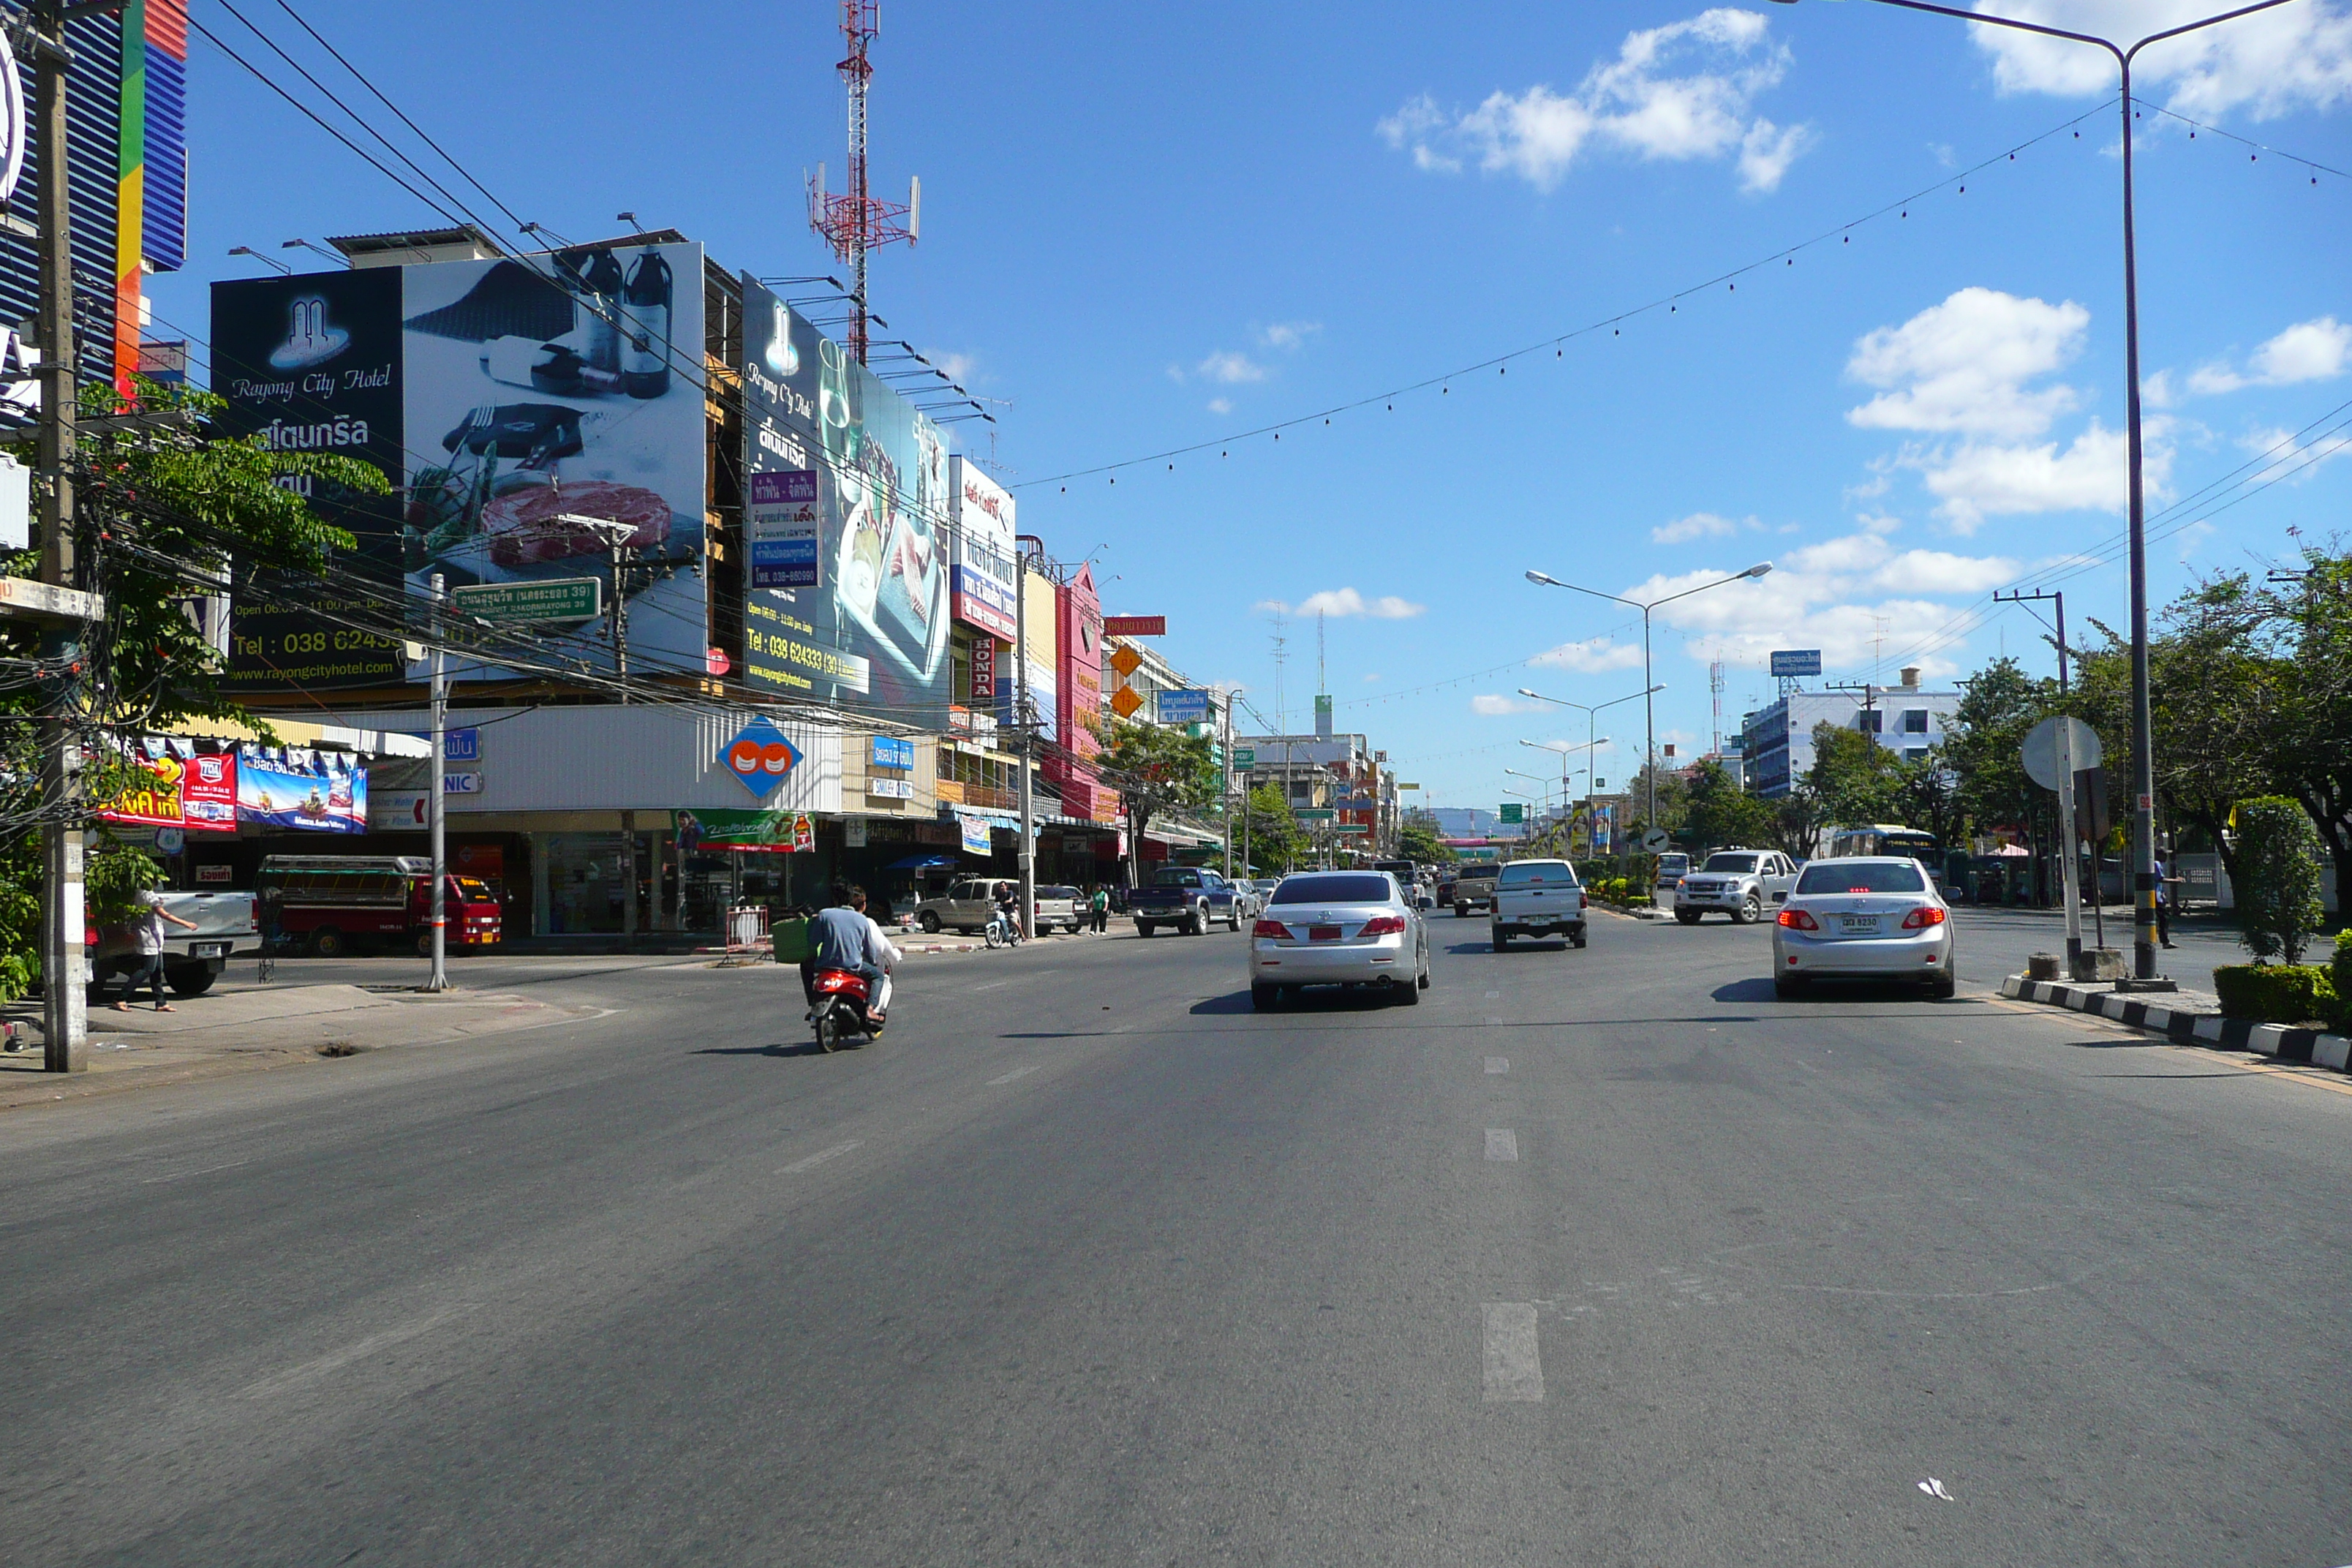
[1485,1129,1519,1161]
[1485,1057,1509,1074]
[777,1140,864,1175]
[1482,1303,1544,1402]
[987,1064,1041,1085]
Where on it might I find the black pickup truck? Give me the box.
[1127,867,1243,936]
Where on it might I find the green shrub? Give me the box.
[2332,930,2352,1025]
[2213,963,2337,1026]
[2232,796,2325,964]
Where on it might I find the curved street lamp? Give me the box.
[1525,567,1769,834]
[1759,0,2301,985]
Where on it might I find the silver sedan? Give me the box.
[1771,856,1955,998]
[1248,870,1431,1010]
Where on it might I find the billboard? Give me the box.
[738,274,951,715]
[403,240,708,682]
[747,470,821,589]
[236,744,366,833]
[1769,649,1823,677]
[999,564,1058,743]
[1049,563,1104,815]
[211,267,410,688]
[949,456,1017,641]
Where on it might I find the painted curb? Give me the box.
[1999,974,2352,1073]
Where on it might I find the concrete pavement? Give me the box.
[3,915,2346,1564]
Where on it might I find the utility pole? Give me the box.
[1015,534,1040,939]
[1994,589,2069,692]
[1219,691,1232,880]
[37,0,86,1072]
[426,573,449,991]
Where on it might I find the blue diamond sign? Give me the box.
[720,716,802,800]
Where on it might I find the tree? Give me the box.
[1680,758,1777,853]
[1089,717,1218,885]
[1397,810,1454,867]
[2232,796,2324,964]
[1240,783,1308,875]
[1944,656,2056,858]
[1804,722,1901,826]
[0,379,381,1001]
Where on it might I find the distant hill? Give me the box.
[1431,807,1501,837]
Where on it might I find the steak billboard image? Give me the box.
[738,274,952,717]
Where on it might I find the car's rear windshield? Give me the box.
[1457,864,1501,879]
[1796,861,1926,894]
[1657,853,1689,870]
[1039,886,1077,899]
[1499,862,1578,887]
[1702,853,1760,872]
[1270,874,1394,905]
[1149,870,1201,886]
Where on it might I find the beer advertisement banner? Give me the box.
[235,745,367,833]
[737,273,952,717]
[401,241,709,682]
[209,268,409,689]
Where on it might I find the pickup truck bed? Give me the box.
[89,891,257,998]
[1490,864,1588,950]
[1129,871,1242,936]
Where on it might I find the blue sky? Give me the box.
[156,1,2351,815]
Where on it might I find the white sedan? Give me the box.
[1248,870,1430,1010]
[1771,856,1955,999]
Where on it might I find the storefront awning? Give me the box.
[886,853,960,872]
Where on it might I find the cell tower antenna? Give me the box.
[807,1,917,365]
[1709,658,1726,755]
[1270,615,1289,733]
[1316,609,1327,694]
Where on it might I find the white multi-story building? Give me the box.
[1740,667,1964,799]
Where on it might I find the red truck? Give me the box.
[257,854,502,957]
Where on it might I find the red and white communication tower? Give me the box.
[807,0,918,366]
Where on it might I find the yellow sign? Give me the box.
[1108,645,1143,679]
[1109,685,1143,719]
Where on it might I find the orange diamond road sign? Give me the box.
[1108,646,1143,679]
[1109,685,1143,718]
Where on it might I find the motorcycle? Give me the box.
[983,908,1025,949]
[810,967,883,1052]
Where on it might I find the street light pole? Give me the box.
[1523,566,1768,834]
[1519,685,1659,856]
[1765,0,2299,979]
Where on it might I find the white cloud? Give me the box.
[927,350,976,382]
[1651,510,1753,544]
[1471,693,1545,716]
[1530,636,1647,673]
[1869,548,2024,595]
[1259,321,1322,350]
[1967,1,2352,121]
[1197,350,1268,384]
[1207,397,1233,415]
[1846,287,2089,440]
[2174,519,2217,562]
[2238,421,2352,480]
[1382,7,1814,193]
[1256,587,1426,619]
[2186,316,2351,395]
[1915,421,2172,532]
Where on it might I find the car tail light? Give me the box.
[1252,919,1290,939]
[1901,906,1948,930]
[1359,915,1407,937]
[1776,908,1818,930]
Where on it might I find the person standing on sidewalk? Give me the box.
[1088,885,1110,934]
[113,890,199,1013]
[2154,853,2176,949]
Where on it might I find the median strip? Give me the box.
[1999,974,2351,1074]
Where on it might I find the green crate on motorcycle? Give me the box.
[770,915,812,963]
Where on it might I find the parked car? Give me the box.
[1128,866,1244,936]
[913,878,1009,935]
[257,855,501,957]
[1249,870,1429,1009]
[89,889,256,998]
[1771,856,1955,998]
[1031,884,1083,935]
[1451,862,1504,917]
[1673,848,1799,925]
[1490,859,1587,950]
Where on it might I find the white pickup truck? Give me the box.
[89,890,257,998]
[1490,859,1588,950]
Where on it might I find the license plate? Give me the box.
[1309,924,1341,942]
[1839,916,1879,934]
[189,941,230,957]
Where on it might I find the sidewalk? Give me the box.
[0,980,610,1112]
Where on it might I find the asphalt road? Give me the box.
[4,911,2348,1566]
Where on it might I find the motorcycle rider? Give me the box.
[803,883,892,1022]
[990,881,1022,944]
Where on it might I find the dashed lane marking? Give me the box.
[987,1064,1042,1085]
[1485,1056,1509,1074]
[777,1140,864,1175]
[1485,1128,1519,1162]
[1482,1303,1544,1402]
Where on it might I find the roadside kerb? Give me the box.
[2000,973,2352,1074]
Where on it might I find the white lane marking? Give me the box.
[1485,1056,1509,1075]
[1482,1303,1544,1402]
[971,979,1012,992]
[1485,1128,1519,1162]
[1918,1477,1954,1501]
[1484,990,1499,998]
[777,1139,864,1175]
[141,1159,251,1184]
[240,1308,461,1399]
[1485,1017,1506,1025]
[987,1064,1041,1085]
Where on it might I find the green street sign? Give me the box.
[451,576,602,625]
[1294,807,1336,821]
[1333,823,1371,834]
[1232,747,1256,767]
[1499,803,1523,823]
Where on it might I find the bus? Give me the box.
[1827,825,1945,886]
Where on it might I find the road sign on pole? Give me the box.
[1499,803,1523,824]
[451,576,602,625]
[1294,807,1336,821]
[2023,716,2103,970]
[1641,827,1670,853]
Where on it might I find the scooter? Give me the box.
[810,967,883,1052]
[983,909,1025,949]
